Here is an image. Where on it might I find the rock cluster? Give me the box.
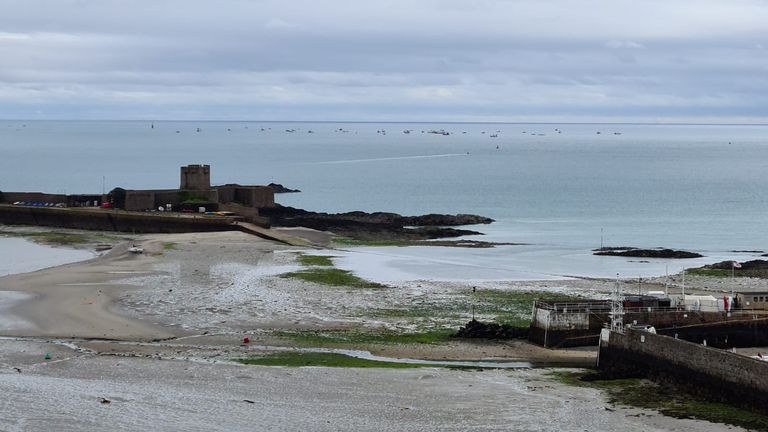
[267,183,301,193]
[261,205,494,241]
[454,319,528,339]
[593,247,702,259]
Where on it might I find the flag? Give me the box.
[732,261,742,268]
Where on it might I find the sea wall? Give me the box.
[217,203,270,226]
[598,328,768,414]
[528,307,741,347]
[656,318,768,348]
[0,205,241,233]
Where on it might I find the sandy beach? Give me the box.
[0,228,756,430]
[0,336,747,432]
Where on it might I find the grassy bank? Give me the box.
[551,371,768,430]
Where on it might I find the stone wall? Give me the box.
[598,328,768,414]
[124,189,219,211]
[657,318,768,348]
[2,192,68,204]
[180,165,210,191]
[529,303,758,347]
[124,191,156,211]
[216,186,275,208]
[0,204,238,233]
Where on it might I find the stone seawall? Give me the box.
[598,329,768,414]
[657,318,768,348]
[529,305,764,347]
[0,205,239,233]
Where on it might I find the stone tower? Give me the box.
[180,165,211,191]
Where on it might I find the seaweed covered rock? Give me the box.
[594,247,702,259]
[455,319,529,339]
[260,205,491,241]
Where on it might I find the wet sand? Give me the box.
[0,239,177,340]
[0,228,755,430]
[0,337,746,432]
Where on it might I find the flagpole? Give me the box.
[682,269,685,307]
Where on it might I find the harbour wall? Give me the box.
[0,204,241,233]
[656,318,768,348]
[598,328,768,414]
[528,306,749,347]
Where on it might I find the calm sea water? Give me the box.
[0,237,94,277]
[1,120,766,280]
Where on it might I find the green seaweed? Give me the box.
[297,254,334,266]
[550,371,768,431]
[235,352,425,368]
[280,268,385,288]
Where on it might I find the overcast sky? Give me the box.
[1,0,767,122]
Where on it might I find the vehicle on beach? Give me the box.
[629,324,657,334]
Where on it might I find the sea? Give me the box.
[0,237,94,277]
[1,120,766,281]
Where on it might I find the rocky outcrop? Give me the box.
[267,183,301,193]
[702,259,768,278]
[454,320,528,339]
[401,213,494,226]
[594,247,702,259]
[260,205,493,241]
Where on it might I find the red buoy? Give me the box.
[243,336,250,344]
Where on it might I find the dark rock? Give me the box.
[267,183,301,193]
[402,213,494,226]
[260,205,492,241]
[704,259,768,278]
[454,319,529,339]
[594,248,703,259]
[592,246,639,252]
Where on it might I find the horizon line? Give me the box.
[1,119,768,127]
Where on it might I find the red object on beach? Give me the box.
[243,336,250,344]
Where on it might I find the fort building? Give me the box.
[121,165,275,217]
[0,165,275,225]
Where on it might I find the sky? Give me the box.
[1,0,767,123]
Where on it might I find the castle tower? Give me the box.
[180,165,211,191]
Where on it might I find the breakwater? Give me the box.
[0,204,240,234]
[529,300,768,348]
[598,328,768,414]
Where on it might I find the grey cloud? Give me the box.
[0,0,767,121]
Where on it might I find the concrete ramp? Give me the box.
[235,222,320,248]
